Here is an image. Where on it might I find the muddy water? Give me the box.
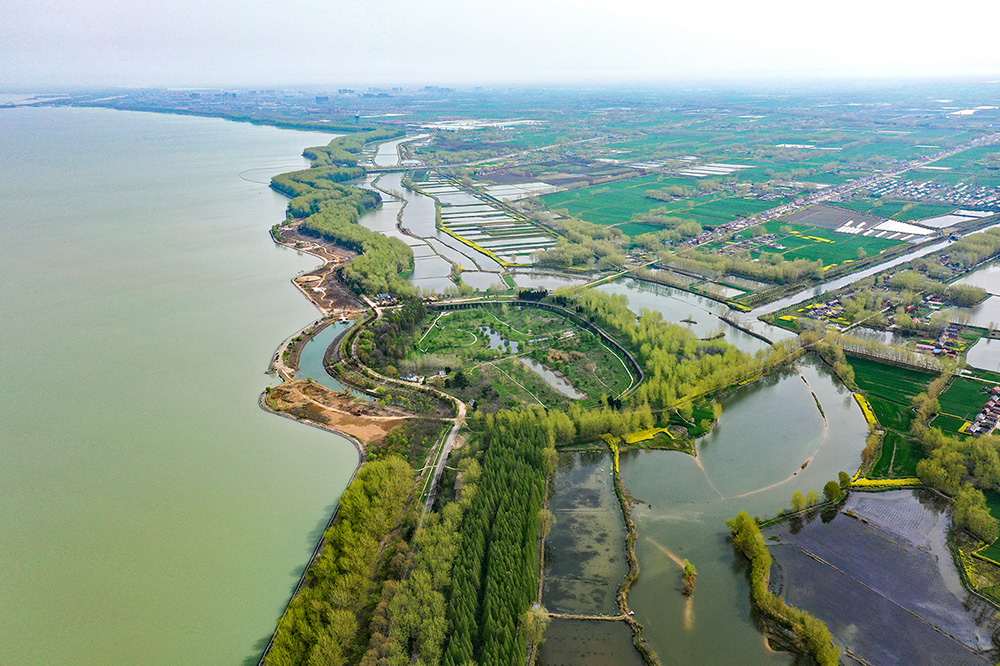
[622,359,867,665]
[538,619,646,666]
[543,451,627,616]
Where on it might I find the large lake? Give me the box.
[0,107,360,665]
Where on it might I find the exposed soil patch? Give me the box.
[277,223,364,315]
[266,379,410,446]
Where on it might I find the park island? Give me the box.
[43,85,1000,666]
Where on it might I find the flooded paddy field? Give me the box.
[537,619,645,666]
[767,490,998,666]
[543,451,627,616]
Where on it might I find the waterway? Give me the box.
[751,224,1000,318]
[596,277,794,354]
[356,172,505,289]
[294,321,373,400]
[0,107,360,666]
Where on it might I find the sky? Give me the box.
[4,0,1000,88]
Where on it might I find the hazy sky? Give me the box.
[4,0,1000,88]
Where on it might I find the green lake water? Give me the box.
[0,107,360,666]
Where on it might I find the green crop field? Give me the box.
[616,221,663,236]
[868,396,914,432]
[850,357,936,403]
[836,199,956,222]
[541,174,680,225]
[930,413,969,436]
[748,221,903,266]
[938,377,993,422]
[871,431,925,478]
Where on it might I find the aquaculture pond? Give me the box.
[543,451,628,616]
[968,338,1000,372]
[621,358,868,665]
[767,490,997,665]
[538,619,646,666]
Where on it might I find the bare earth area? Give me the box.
[266,379,409,446]
[278,223,363,315]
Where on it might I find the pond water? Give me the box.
[461,271,505,291]
[621,358,868,665]
[968,338,1000,372]
[538,619,646,666]
[521,357,587,399]
[479,325,520,352]
[513,271,591,291]
[955,261,1000,294]
[294,321,373,400]
[543,451,627,616]
[950,296,1000,329]
[767,490,996,665]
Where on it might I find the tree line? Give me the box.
[727,512,840,666]
[265,457,415,666]
[443,408,556,666]
[270,131,416,297]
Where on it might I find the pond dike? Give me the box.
[427,299,645,398]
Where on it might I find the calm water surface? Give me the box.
[0,107,360,666]
[623,359,867,664]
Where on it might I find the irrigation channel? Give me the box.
[750,221,1000,318]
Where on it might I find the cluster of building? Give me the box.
[967,386,1000,436]
[719,233,786,254]
[863,177,1000,210]
[914,325,965,358]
